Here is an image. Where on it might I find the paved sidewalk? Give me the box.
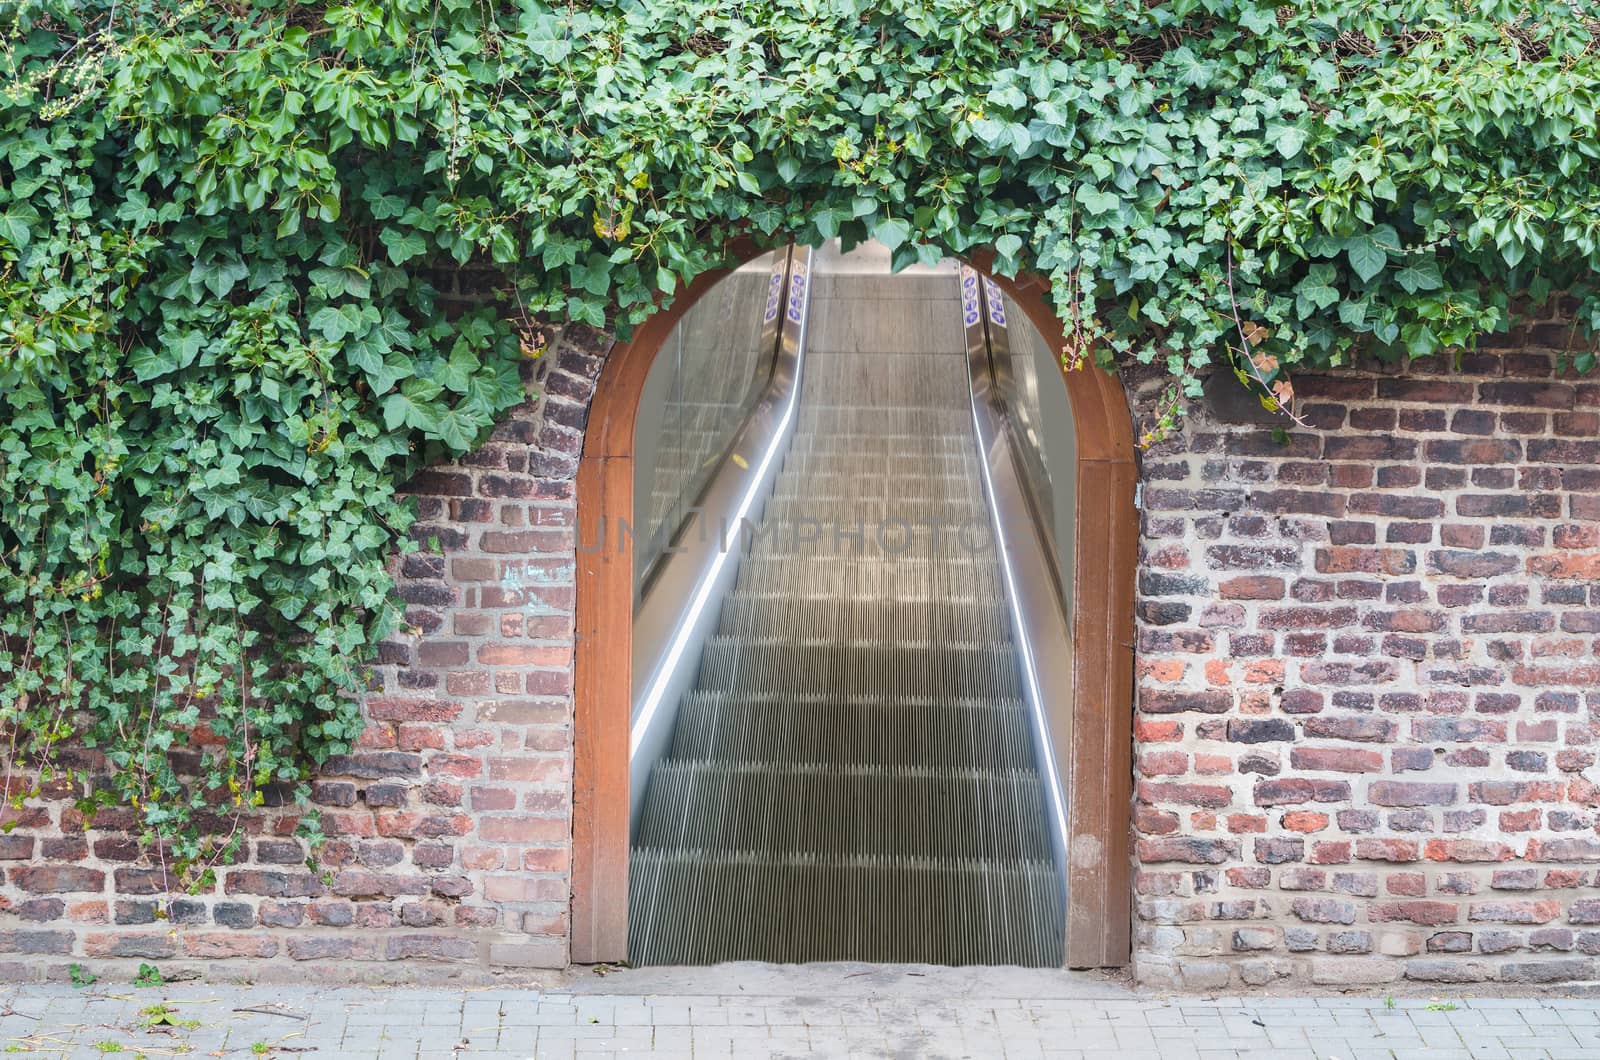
[0,963,1594,1058]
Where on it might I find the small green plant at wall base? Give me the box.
[140,1004,199,1031]
[68,964,97,988]
[3,1,1600,869]
[131,964,164,989]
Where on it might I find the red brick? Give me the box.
[9,867,104,894]
[1385,872,1427,896]
[1254,778,1351,805]
[1138,751,1188,776]
[1310,841,1352,865]
[1368,781,1456,807]
[1469,900,1562,924]
[1424,839,1514,863]
[483,875,569,903]
[1370,901,1460,926]
[1290,747,1385,773]
[1219,576,1286,600]
[183,934,280,959]
[477,643,571,666]
[1355,839,1419,863]
[1528,554,1600,580]
[478,816,570,843]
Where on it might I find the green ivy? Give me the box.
[2,0,1597,875]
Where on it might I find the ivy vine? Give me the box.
[2,0,1597,881]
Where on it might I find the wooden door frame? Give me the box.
[570,244,1138,968]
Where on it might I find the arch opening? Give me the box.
[573,238,1137,968]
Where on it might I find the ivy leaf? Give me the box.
[1266,122,1307,160]
[571,255,613,296]
[432,406,481,451]
[994,233,1023,268]
[198,258,249,298]
[1345,225,1395,283]
[368,355,415,395]
[434,341,479,394]
[381,378,443,432]
[0,204,41,249]
[380,228,427,264]
[1294,265,1340,316]
[311,305,360,343]
[1337,299,1369,327]
[1238,4,1278,34]
[1394,259,1443,294]
[343,330,392,387]
[1164,46,1213,88]
[871,217,912,252]
[520,12,572,63]
[129,346,176,381]
[1075,185,1120,216]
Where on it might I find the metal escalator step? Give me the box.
[714,595,1009,644]
[784,433,975,457]
[693,638,1023,700]
[740,524,999,555]
[732,556,1004,600]
[799,356,970,407]
[809,274,965,303]
[769,471,981,501]
[796,406,971,436]
[759,495,989,528]
[635,759,1049,861]
[668,691,1034,770]
[627,849,1064,967]
[779,450,974,478]
[803,299,966,355]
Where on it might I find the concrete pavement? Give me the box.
[0,963,1594,1058]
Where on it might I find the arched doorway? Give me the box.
[571,242,1138,967]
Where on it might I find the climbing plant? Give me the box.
[3,0,1598,881]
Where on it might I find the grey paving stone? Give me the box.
[4,981,1598,1058]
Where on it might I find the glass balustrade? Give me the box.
[994,290,1077,612]
[633,251,783,593]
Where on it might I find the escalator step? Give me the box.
[731,556,1004,598]
[796,405,970,435]
[635,759,1050,861]
[715,595,1010,644]
[668,690,1035,770]
[628,849,1064,967]
[693,638,1024,700]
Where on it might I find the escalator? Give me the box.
[627,242,1073,967]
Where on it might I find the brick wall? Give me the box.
[1130,338,1600,990]
[4,296,1597,987]
[0,319,609,982]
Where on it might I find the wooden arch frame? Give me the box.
[571,244,1138,968]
